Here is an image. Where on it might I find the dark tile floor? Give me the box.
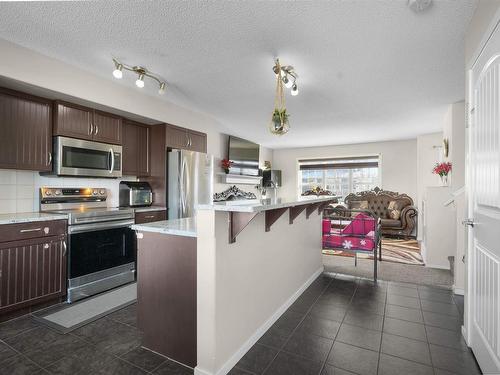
[232,273,481,375]
[0,273,480,375]
[0,303,189,374]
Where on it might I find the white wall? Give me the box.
[442,101,466,293]
[272,139,418,200]
[465,0,500,67]
[0,169,138,214]
[416,132,443,241]
[0,39,272,211]
[196,208,323,375]
[0,38,227,158]
[443,101,466,190]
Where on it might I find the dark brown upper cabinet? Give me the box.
[122,120,150,176]
[54,102,122,145]
[166,124,207,153]
[189,130,207,153]
[53,101,93,141]
[0,88,52,172]
[93,110,122,144]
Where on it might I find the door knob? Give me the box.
[462,218,475,227]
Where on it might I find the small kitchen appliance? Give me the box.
[119,181,153,207]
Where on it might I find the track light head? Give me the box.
[291,83,298,96]
[112,63,123,79]
[135,73,145,88]
[158,82,166,95]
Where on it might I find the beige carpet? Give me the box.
[323,238,424,265]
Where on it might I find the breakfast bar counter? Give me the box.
[131,217,196,237]
[133,196,336,375]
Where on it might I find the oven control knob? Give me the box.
[92,190,98,196]
[55,190,61,196]
[45,190,52,196]
[99,189,105,195]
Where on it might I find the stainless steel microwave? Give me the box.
[49,136,122,178]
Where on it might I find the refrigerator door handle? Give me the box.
[179,156,186,217]
[180,157,188,217]
[184,156,191,216]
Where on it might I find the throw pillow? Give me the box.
[359,201,369,210]
[388,200,401,220]
[350,200,369,217]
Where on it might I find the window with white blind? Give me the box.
[298,156,380,198]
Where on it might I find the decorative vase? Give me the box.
[224,168,230,174]
[440,175,449,186]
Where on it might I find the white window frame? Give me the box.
[295,153,383,198]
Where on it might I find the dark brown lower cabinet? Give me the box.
[0,234,67,316]
[137,231,196,367]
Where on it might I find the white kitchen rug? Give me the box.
[33,282,137,333]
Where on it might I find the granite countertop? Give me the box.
[196,196,337,213]
[133,206,167,213]
[0,212,69,225]
[131,217,196,237]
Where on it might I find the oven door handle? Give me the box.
[68,219,134,234]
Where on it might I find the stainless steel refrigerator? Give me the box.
[167,149,214,219]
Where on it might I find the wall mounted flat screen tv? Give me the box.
[228,136,260,176]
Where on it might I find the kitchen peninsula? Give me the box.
[132,196,335,375]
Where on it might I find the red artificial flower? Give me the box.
[432,162,452,177]
[221,159,233,169]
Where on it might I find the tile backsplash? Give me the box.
[0,169,137,214]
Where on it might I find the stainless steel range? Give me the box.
[40,187,135,303]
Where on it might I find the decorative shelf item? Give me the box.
[218,173,262,185]
[213,185,257,202]
[302,187,335,196]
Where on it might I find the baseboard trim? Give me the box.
[425,263,450,270]
[461,325,469,346]
[194,266,324,375]
[453,286,464,295]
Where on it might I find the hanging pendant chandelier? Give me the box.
[269,59,298,136]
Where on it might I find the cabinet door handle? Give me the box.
[20,228,42,233]
[185,133,190,147]
[47,152,52,166]
[95,124,99,135]
[89,123,94,135]
[189,136,192,147]
[62,241,67,257]
[144,215,155,219]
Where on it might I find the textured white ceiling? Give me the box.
[0,1,476,149]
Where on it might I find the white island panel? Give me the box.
[195,206,323,375]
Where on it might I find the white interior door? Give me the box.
[468,23,500,374]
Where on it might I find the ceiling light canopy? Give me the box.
[407,0,432,13]
[112,58,167,95]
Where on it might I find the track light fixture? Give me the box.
[112,58,167,95]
